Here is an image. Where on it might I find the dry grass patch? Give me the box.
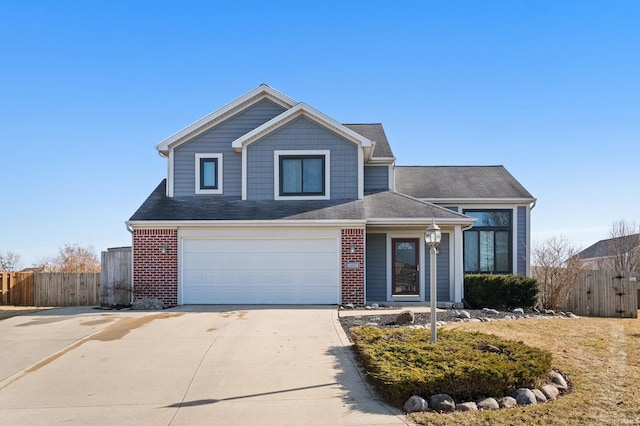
[0,306,53,321]
[408,315,640,425]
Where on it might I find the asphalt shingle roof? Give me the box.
[129,182,470,223]
[578,234,640,259]
[395,166,534,200]
[344,124,394,158]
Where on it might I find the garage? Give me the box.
[180,235,340,304]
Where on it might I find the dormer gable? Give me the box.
[156,84,297,156]
[230,102,375,161]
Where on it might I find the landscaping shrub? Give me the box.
[464,274,539,309]
[351,327,552,407]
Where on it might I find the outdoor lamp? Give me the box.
[425,220,441,343]
[425,221,442,247]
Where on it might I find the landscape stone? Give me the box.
[532,388,547,402]
[476,397,499,410]
[551,371,568,390]
[513,388,537,405]
[456,402,478,411]
[430,394,455,412]
[497,396,517,408]
[512,308,525,315]
[132,297,163,310]
[459,310,471,319]
[541,384,560,400]
[403,395,428,413]
[483,308,499,315]
[395,310,415,325]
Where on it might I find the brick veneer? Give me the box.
[133,229,178,307]
[341,228,365,306]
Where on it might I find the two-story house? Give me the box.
[127,85,535,307]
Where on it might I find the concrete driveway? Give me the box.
[0,306,408,425]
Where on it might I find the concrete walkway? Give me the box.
[0,306,408,425]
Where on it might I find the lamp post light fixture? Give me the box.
[425,220,441,343]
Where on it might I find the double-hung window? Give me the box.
[274,150,330,200]
[463,210,512,274]
[195,153,223,194]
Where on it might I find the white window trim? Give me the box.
[274,150,330,200]
[195,153,223,195]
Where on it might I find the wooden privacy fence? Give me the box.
[100,247,132,307]
[0,272,100,306]
[0,272,34,305]
[560,270,638,318]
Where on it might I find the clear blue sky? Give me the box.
[1,0,638,268]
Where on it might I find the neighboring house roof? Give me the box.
[129,181,473,225]
[577,234,640,259]
[395,165,535,201]
[344,124,394,159]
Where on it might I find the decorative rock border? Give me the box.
[403,370,571,414]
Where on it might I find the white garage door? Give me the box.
[181,237,339,304]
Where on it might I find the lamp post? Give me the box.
[425,221,441,343]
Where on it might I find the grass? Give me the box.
[0,306,52,321]
[400,315,640,425]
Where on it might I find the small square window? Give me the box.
[195,153,223,194]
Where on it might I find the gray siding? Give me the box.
[364,166,389,192]
[365,233,387,302]
[246,116,359,200]
[425,233,450,302]
[173,99,286,197]
[517,206,527,275]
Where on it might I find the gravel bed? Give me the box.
[339,309,536,342]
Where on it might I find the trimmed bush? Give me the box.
[464,274,538,310]
[351,327,552,407]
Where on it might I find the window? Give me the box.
[274,150,330,200]
[195,153,223,194]
[463,210,512,274]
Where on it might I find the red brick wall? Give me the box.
[132,229,178,307]
[341,228,365,306]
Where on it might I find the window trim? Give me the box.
[195,153,223,195]
[274,150,330,200]
[463,209,512,274]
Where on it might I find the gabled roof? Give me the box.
[577,234,640,259]
[395,166,535,201]
[363,191,474,225]
[128,182,473,226]
[231,103,374,160]
[344,124,394,159]
[156,84,297,155]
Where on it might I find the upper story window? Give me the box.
[195,153,223,195]
[463,210,512,274]
[274,150,330,200]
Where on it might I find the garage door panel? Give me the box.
[181,237,339,304]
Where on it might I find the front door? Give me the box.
[392,238,419,296]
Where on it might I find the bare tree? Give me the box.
[0,251,22,271]
[532,235,586,310]
[48,244,101,272]
[605,220,640,272]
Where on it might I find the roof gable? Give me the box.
[344,124,394,159]
[157,84,297,155]
[231,103,374,157]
